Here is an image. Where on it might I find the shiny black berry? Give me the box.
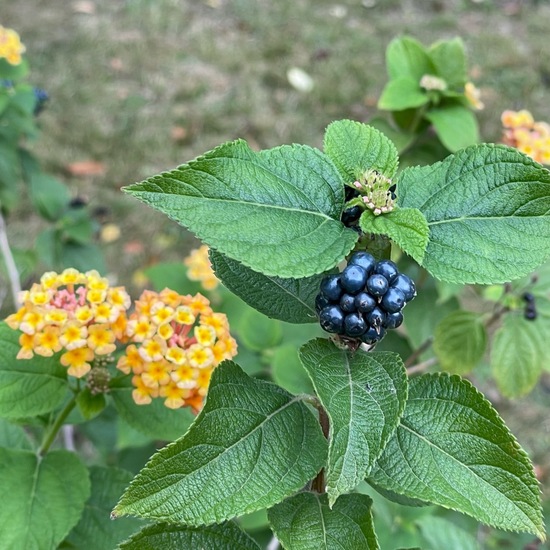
[355,291,376,313]
[366,306,386,328]
[384,311,403,329]
[391,273,416,302]
[319,305,345,333]
[348,251,376,275]
[315,293,331,313]
[320,274,343,301]
[344,313,367,337]
[522,292,535,303]
[524,307,537,321]
[341,265,368,294]
[374,260,399,284]
[341,205,362,226]
[366,274,389,297]
[381,287,406,314]
[340,293,357,312]
[361,325,386,344]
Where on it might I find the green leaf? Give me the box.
[425,104,479,152]
[367,117,416,154]
[27,173,70,221]
[143,261,203,295]
[359,208,429,264]
[238,308,283,351]
[271,344,314,395]
[491,313,545,398]
[324,120,399,181]
[118,521,261,550]
[0,58,29,79]
[125,140,357,278]
[378,77,429,111]
[65,466,144,549]
[428,38,468,90]
[417,516,478,550]
[386,36,435,82]
[210,250,320,324]
[300,339,407,505]
[110,379,194,441]
[0,323,68,419]
[76,387,107,420]
[0,418,32,449]
[433,311,487,374]
[369,373,545,540]
[0,448,91,550]
[397,144,550,284]
[113,361,327,525]
[268,492,379,550]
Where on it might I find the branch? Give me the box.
[0,211,22,309]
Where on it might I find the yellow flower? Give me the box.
[501,109,550,165]
[0,26,25,66]
[87,324,116,355]
[464,82,484,110]
[60,322,88,350]
[132,375,159,405]
[17,333,35,360]
[127,316,156,342]
[34,326,62,357]
[61,347,94,378]
[141,361,172,388]
[117,344,144,374]
[159,381,190,409]
[183,245,219,291]
[187,344,215,369]
[138,336,167,362]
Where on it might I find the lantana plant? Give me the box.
[105,119,549,548]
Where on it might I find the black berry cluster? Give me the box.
[315,251,416,345]
[522,292,537,321]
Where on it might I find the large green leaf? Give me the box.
[386,36,435,82]
[425,104,479,152]
[210,250,320,324]
[125,140,357,278]
[237,307,283,351]
[110,379,194,441]
[113,361,327,525]
[27,173,70,221]
[118,521,261,550]
[0,448,90,550]
[491,313,545,398]
[397,144,550,284]
[0,418,32,449]
[268,492,378,550]
[433,310,487,374]
[359,207,429,264]
[0,323,68,419]
[300,340,407,505]
[416,516,478,550]
[378,77,429,111]
[65,466,144,549]
[324,120,399,180]
[428,38,467,90]
[369,373,544,540]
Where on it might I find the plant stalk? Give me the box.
[0,211,22,309]
[39,393,78,456]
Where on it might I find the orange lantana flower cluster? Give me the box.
[6,269,130,378]
[117,288,237,411]
[183,245,219,291]
[0,26,25,66]
[501,109,550,165]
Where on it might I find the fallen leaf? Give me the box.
[66,161,106,177]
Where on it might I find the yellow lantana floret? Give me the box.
[183,245,220,291]
[0,26,26,66]
[501,109,550,165]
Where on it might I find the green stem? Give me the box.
[38,392,78,456]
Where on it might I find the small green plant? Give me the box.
[373,36,482,162]
[106,119,548,548]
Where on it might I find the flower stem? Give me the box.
[38,392,78,456]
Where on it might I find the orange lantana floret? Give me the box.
[501,109,550,165]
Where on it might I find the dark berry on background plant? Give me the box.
[315,293,331,313]
[391,273,416,302]
[340,293,357,312]
[524,307,537,321]
[381,287,406,313]
[341,265,368,294]
[33,87,49,115]
[348,251,376,274]
[366,306,386,328]
[319,305,345,333]
[344,313,367,337]
[384,311,404,329]
[355,291,376,313]
[366,274,389,297]
[341,205,362,226]
[320,274,343,301]
[374,259,399,283]
[522,292,535,303]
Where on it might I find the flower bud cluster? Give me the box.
[184,245,219,291]
[117,288,237,411]
[501,109,550,165]
[0,26,25,66]
[6,269,130,378]
[351,170,395,216]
